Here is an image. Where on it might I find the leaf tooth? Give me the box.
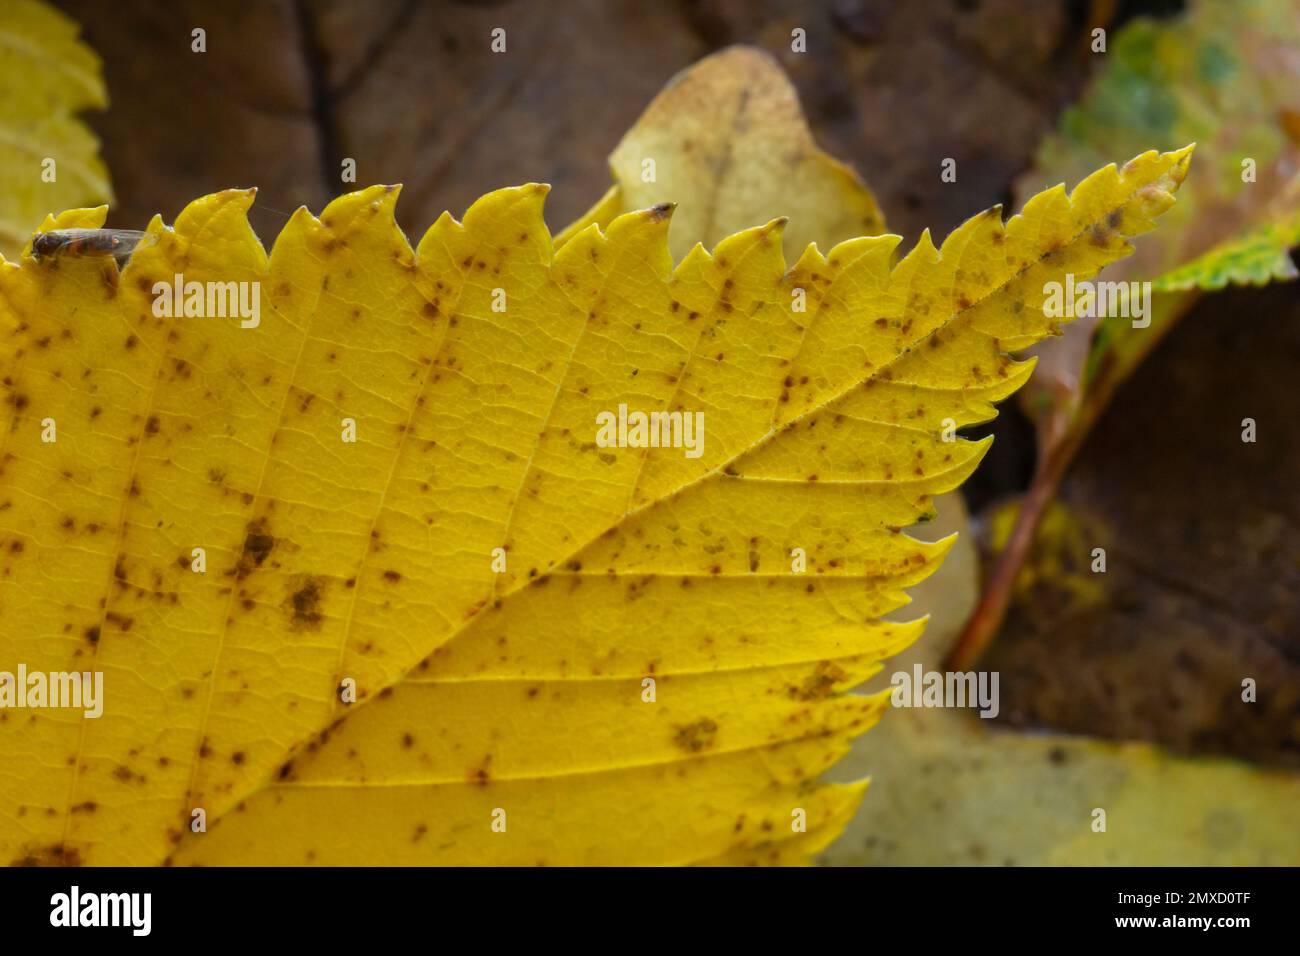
[699,216,790,276]
[821,233,901,275]
[314,182,401,233]
[606,200,675,242]
[900,226,941,270]
[459,182,549,237]
[414,208,464,261]
[580,202,675,280]
[790,240,831,275]
[266,203,325,267]
[166,188,268,271]
[645,201,676,223]
[37,203,108,236]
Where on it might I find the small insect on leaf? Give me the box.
[29,228,158,265]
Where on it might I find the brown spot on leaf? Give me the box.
[235,520,274,580]
[10,843,83,867]
[287,576,326,631]
[673,718,719,753]
[789,661,849,701]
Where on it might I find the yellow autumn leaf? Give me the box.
[0,145,1190,866]
[0,0,112,258]
[557,45,886,263]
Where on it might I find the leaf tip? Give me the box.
[1168,142,1196,179]
[913,227,939,261]
[646,201,675,223]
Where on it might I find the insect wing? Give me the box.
[106,230,159,260]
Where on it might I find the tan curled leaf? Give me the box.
[557,45,886,263]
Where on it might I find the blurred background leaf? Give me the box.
[557,45,885,262]
[0,0,111,258]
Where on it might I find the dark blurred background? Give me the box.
[55,0,1170,246]
[51,0,1300,768]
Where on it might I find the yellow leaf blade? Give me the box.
[0,147,1190,865]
